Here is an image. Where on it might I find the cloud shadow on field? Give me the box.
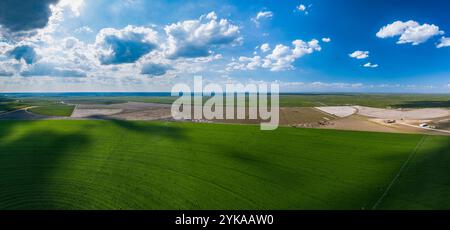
[0,121,92,209]
[86,117,186,140]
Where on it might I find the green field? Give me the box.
[4,93,450,108]
[27,105,75,117]
[0,120,449,210]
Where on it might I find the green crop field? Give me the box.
[27,105,75,117]
[0,120,448,210]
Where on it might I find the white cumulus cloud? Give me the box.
[95,25,159,65]
[227,39,321,72]
[349,50,369,59]
[376,20,444,45]
[437,37,450,48]
[164,11,242,59]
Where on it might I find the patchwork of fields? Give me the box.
[0,120,448,209]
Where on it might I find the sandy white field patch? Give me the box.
[315,106,357,117]
[71,108,123,118]
[355,106,449,120]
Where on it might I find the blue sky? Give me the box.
[0,0,449,92]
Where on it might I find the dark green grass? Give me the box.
[0,120,448,209]
[27,105,75,117]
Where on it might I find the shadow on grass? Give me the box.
[87,116,186,140]
[0,119,187,209]
[0,123,91,209]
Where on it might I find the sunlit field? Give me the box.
[0,120,448,210]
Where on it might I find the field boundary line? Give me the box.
[371,135,427,210]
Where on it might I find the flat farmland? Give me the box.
[27,105,75,117]
[0,120,448,209]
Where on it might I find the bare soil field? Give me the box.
[71,102,172,120]
[355,106,449,120]
[314,106,450,135]
[431,118,450,131]
[210,107,336,126]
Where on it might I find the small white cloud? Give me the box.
[252,11,273,27]
[437,37,450,48]
[376,20,444,45]
[256,11,273,20]
[363,62,378,68]
[349,50,369,59]
[295,4,310,14]
[322,37,331,43]
[260,43,271,53]
[297,4,306,11]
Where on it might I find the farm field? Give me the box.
[0,120,448,210]
[3,93,450,108]
[27,105,75,117]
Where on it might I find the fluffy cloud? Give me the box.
[322,37,331,43]
[7,45,38,64]
[164,12,241,59]
[260,43,271,53]
[363,62,378,68]
[0,0,59,33]
[437,37,450,48]
[376,20,444,45]
[95,25,159,65]
[228,39,321,71]
[349,50,369,59]
[57,0,84,17]
[20,62,86,77]
[141,63,171,76]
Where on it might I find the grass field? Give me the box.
[27,105,75,117]
[0,120,448,210]
[4,93,450,108]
